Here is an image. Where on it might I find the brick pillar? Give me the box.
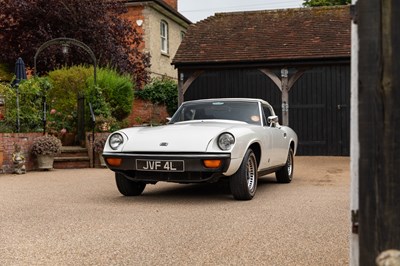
[163,0,177,10]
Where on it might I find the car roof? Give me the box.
[182,98,269,105]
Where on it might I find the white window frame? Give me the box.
[160,20,169,54]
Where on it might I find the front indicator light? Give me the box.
[106,158,122,167]
[203,159,222,168]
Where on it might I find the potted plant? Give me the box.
[93,135,108,167]
[31,135,62,170]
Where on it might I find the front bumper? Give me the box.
[102,152,231,183]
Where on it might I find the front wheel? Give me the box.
[115,172,146,196]
[230,149,258,200]
[275,149,294,183]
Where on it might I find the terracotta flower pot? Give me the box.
[60,133,76,146]
[37,155,55,170]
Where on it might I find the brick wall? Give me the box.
[129,98,169,125]
[0,133,42,173]
[122,5,145,50]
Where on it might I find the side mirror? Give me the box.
[267,115,279,126]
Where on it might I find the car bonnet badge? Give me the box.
[160,142,168,147]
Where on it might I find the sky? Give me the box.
[178,0,305,23]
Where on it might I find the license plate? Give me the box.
[136,159,184,172]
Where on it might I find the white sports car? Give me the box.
[103,98,298,200]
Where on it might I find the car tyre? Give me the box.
[115,172,146,196]
[230,149,258,200]
[276,149,294,183]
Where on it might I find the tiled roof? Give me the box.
[172,6,351,66]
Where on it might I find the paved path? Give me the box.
[0,156,350,265]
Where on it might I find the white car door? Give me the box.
[261,104,288,166]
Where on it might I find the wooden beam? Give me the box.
[288,69,306,91]
[259,68,282,90]
[350,1,360,265]
[178,70,204,105]
[259,68,305,126]
[358,0,400,264]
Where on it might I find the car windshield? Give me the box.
[170,101,261,125]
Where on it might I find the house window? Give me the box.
[181,31,186,40]
[160,20,169,54]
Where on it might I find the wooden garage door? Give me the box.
[184,65,350,156]
[289,65,350,155]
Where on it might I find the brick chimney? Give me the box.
[163,0,177,10]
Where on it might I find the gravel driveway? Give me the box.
[0,156,350,265]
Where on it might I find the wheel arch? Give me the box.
[290,140,296,155]
[249,142,261,166]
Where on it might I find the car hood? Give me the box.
[119,120,247,152]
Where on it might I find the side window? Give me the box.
[262,105,272,126]
[160,20,169,54]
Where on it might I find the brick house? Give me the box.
[172,6,351,156]
[124,0,191,125]
[124,0,191,80]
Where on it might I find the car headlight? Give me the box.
[218,133,235,150]
[109,133,124,150]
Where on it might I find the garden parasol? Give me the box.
[13,57,27,132]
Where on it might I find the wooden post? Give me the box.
[281,68,289,126]
[358,0,400,265]
[178,71,204,105]
[259,68,305,126]
[178,71,184,105]
[350,0,359,265]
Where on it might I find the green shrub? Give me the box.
[0,77,48,132]
[86,67,134,120]
[48,66,134,133]
[136,77,178,115]
[0,66,134,133]
[46,66,92,134]
[48,65,92,112]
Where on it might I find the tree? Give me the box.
[303,0,350,7]
[0,0,150,86]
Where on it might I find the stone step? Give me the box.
[61,146,88,153]
[53,146,90,169]
[54,156,90,162]
[53,160,91,169]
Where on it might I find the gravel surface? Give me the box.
[0,156,350,265]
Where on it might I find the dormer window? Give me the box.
[160,20,169,54]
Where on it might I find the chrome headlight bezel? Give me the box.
[109,133,124,150]
[218,133,235,151]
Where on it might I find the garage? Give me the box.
[173,6,350,155]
